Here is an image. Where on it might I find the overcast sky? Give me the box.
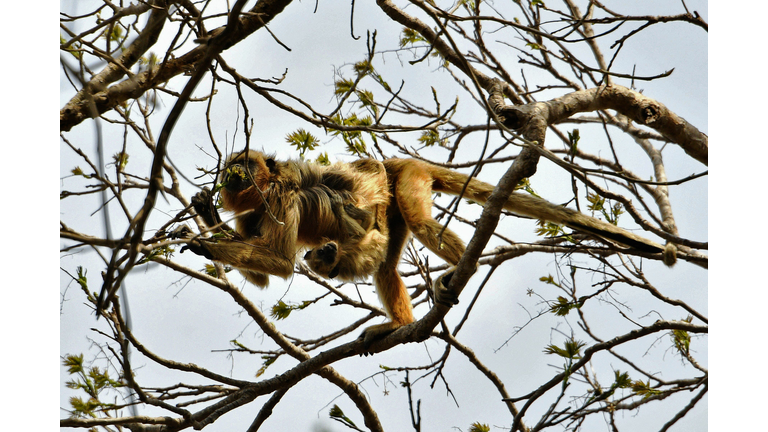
[46,1,750,431]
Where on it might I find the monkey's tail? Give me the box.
[428,164,666,255]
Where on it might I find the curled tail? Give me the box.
[426,163,666,255]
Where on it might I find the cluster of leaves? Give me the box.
[535,220,570,240]
[417,129,447,147]
[543,340,669,402]
[330,112,373,156]
[548,295,585,316]
[62,354,125,418]
[329,404,359,429]
[586,192,623,225]
[587,370,633,403]
[327,54,395,156]
[544,338,586,361]
[110,151,129,171]
[270,300,312,320]
[544,338,586,388]
[285,129,320,158]
[138,245,174,264]
[671,316,694,356]
[399,28,446,65]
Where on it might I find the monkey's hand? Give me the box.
[191,187,223,230]
[172,226,215,260]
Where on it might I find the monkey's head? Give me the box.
[218,150,278,213]
[304,241,341,279]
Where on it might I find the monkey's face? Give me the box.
[219,151,277,192]
[218,151,275,213]
[304,241,341,278]
[220,163,253,193]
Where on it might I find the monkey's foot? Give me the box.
[433,270,460,307]
[433,265,477,307]
[358,322,402,355]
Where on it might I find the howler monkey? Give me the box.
[183,150,671,348]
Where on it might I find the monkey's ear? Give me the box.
[265,158,278,174]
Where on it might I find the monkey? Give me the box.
[182,150,671,349]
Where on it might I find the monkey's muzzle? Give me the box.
[221,164,252,192]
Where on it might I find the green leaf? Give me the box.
[139,245,174,264]
[353,60,373,77]
[270,300,312,320]
[417,129,442,147]
[329,404,357,428]
[535,220,567,239]
[271,300,293,320]
[586,192,623,225]
[614,370,632,388]
[285,129,320,158]
[334,78,356,96]
[549,295,582,316]
[107,25,123,43]
[671,316,693,356]
[316,152,331,166]
[631,379,663,399]
[256,355,277,377]
[63,354,85,375]
[469,422,491,432]
[111,153,130,171]
[329,113,372,156]
[544,338,586,360]
[400,27,427,48]
[357,89,376,110]
[568,129,580,155]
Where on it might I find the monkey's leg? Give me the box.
[360,219,414,349]
[393,166,469,306]
[302,201,367,278]
[343,203,375,233]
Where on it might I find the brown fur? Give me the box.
[187,150,669,348]
[302,159,390,281]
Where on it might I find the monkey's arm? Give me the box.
[182,235,296,279]
[180,199,300,281]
